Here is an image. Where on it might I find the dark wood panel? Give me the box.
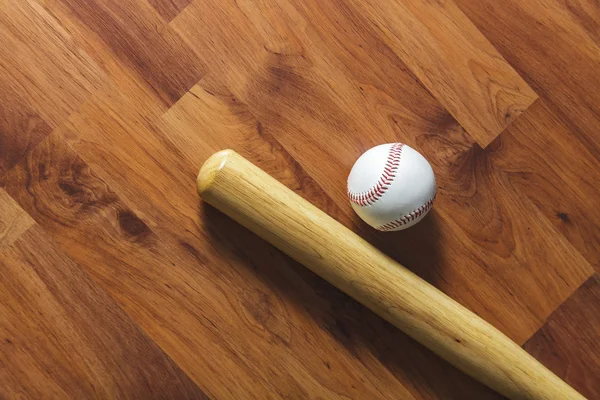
[523,274,600,399]
[0,85,52,177]
[0,224,206,399]
[486,100,600,272]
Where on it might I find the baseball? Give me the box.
[347,143,436,231]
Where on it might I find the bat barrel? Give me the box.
[197,149,584,400]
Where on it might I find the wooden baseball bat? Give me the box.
[197,149,585,400]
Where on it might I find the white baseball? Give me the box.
[347,143,436,231]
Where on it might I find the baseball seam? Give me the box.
[347,143,404,206]
[377,194,436,231]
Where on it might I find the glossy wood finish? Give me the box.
[0,198,206,399]
[197,149,582,399]
[524,274,600,399]
[454,0,600,273]
[0,0,598,398]
[345,0,538,147]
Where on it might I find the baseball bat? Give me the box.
[197,149,585,400]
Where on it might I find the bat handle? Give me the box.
[197,149,585,400]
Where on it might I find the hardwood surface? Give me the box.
[523,274,600,399]
[0,0,598,398]
[197,149,584,399]
[0,217,206,399]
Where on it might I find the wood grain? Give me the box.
[454,0,600,160]
[41,0,205,106]
[197,149,583,399]
[454,0,600,273]
[8,79,499,399]
[0,224,207,399]
[172,0,536,148]
[486,100,600,273]
[168,1,592,345]
[0,189,34,250]
[0,0,598,398]
[345,0,538,147]
[0,85,52,177]
[147,0,192,21]
[523,274,600,400]
[0,0,106,126]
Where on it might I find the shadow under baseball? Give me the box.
[357,208,443,287]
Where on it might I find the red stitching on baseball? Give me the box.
[347,143,404,206]
[376,194,436,231]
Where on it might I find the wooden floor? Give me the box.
[0,0,599,398]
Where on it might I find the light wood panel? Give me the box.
[344,0,538,147]
[0,224,207,398]
[0,0,106,126]
[0,189,34,250]
[454,0,600,273]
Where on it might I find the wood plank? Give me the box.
[0,0,106,126]
[523,274,600,399]
[0,224,206,399]
[146,0,192,22]
[171,0,535,150]
[343,0,538,147]
[454,0,600,159]
[172,0,442,166]
[0,77,503,397]
[452,0,600,273]
[486,100,600,272]
[170,1,592,344]
[41,0,206,106]
[0,85,52,177]
[0,189,34,250]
